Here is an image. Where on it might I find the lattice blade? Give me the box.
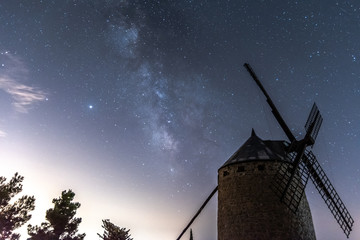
[304,150,354,238]
[271,152,312,213]
[304,103,323,142]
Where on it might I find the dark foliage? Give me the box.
[98,219,133,240]
[0,173,35,240]
[27,190,85,240]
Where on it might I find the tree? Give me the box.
[27,190,85,240]
[0,172,35,240]
[98,219,133,240]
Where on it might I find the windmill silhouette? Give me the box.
[176,63,354,239]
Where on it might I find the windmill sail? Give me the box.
[303,150,354,238]
[243,63,295,142]
[304,103,323,144]
[275,103,323,207]
[271,151,313,213]
[274,149,355,237]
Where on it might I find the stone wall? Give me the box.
[218,161,316,240]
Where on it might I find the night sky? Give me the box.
[0,0,359,239]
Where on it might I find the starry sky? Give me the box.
[0,0,359,239]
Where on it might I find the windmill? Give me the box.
[244,63,354,238]
[176,63,354,239]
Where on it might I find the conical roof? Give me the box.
[221,129,289,168]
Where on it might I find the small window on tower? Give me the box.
[258,165,265,171]
[237,166,245,172]
[223,171,229,177]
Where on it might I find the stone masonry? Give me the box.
[218,160,316,240]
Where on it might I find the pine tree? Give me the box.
[27,190,85,240]
[98,219,133,240]
[0,173,35,240]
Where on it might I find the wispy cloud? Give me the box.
[0,130,6,138]
[0,78,46,113]
[0,52,46,113]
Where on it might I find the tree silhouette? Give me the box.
[27,190,85,240]
[0,172,35,240]
[98,219,133,240]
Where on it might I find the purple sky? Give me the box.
[0,1,359,239]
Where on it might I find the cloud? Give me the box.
[0,52,46,113]
[0,130,6,138]
[0,77,46,113]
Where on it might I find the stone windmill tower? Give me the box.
[218,129,315,239]
[176,63,354,240]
